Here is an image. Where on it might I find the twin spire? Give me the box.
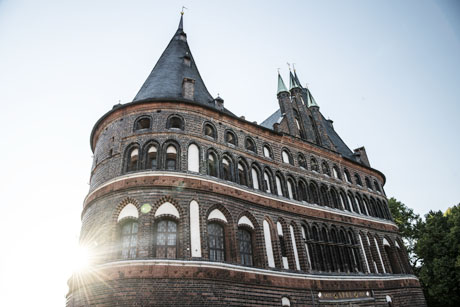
[277,69,319,108]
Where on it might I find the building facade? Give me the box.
[67,15,426,306]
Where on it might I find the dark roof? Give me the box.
[319,114,355,160]
[260,109,282,129]
[133,15,214,107]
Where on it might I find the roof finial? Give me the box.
[292,63,296,72]
[286,62,291,71]
[178,7,187,30]
[277,68,281,74]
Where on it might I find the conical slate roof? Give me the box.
[133,15,214,105]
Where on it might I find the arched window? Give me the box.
[354,173,363,186]
[340,191,350,211]
[238,162,248,187]
[282,149,292,165]
[275,175,284,196]
[154,219,178,258]
[322,161,331,176]
[263,170,272,194]
[207,151,218,177]
[281,297,291,307]
[363,197,371,216]
[146,144,158,169]
[208,223,225,261]
[134,116,151,131]
[344,169,352,183]
[309,182,319,204]
[167,115,184,130]
[310,157,319,172]
[298,154,307,169]
[187,144,199,172]
[320,185,329,206]
[221,157,233,181]
[120,220,138,259]
[263,145,273,159]
[165,145,178,170]
[225,130,237,146]
[238,228,253,266]
[286,178,295,199]
[301,225,313,270]
[356,195,366,215]
[332,166,341,180]
[263,220,275,268]
[204,122,216,139]
[298,180,309,202]
[374,180,381,193]
[383,238,401,274]
[330,188,340,209]
[277,222,289,269]
[245,137,256,153]
[365,177,373,190]
[348,193,357,213]
[126,147,139,172]
[251,166,260,190]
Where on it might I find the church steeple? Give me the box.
[277,73,288,94]
[289,71,300,90]
[133,14,214,106]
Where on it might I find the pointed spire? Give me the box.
[178,10,184,31]
[293,70,302,89]
[133,14,214,105]
[289,71,300,90]
[277,72,288,94]
[306,89,319,108]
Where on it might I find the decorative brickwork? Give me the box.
[68,15,426,306]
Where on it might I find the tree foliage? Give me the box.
[388,197,422,269]
[416,205,460,307]
[389,198,460,307]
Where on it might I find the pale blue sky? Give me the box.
[0,0,459,305]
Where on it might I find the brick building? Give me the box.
[67,14,426,306]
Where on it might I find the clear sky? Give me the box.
[0,0,459,306]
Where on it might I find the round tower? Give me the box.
[67,15,426,307]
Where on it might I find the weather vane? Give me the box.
[181,6,188,15]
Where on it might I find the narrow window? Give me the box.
[154,220,177,259]
[354,174,362,186]
[208,223,225,261]
[374,180,381,193]
[222,157,232,181]
[263,220,275,268]
[127,148,139,172]
[264,171,272,193]
[120,220,138,259]
[277,222,289,269]
[298,154,307,169]
[322,161,331,176]
[282,150,291,164]
[166,145,177,170]
[207,152,218,177]
[365,177,373,190]
[251,167,260,190]
[310,158,319,172]
[225,131,237,146]
[344,169,352,183]
[287,179,294,199]
[332,166,341,179]
[187,144,199,172]
[238,228,253,266]
[204,123,216,139]
[263,145,272,158]
[276,175,283,196]
[245,138,256,152]
[238,162,248,186]
[146,145,157,169]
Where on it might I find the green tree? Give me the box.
[416,204,460,307]
[388,197,422,269]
